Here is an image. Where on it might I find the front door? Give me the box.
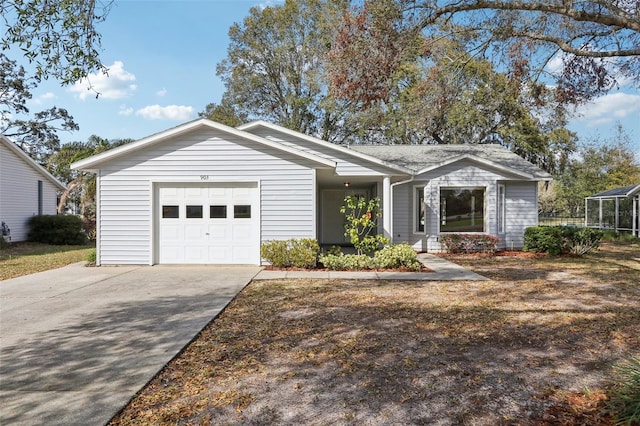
[320,189,369,245]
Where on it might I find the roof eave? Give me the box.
[72,119,336,171]
[238,120,414,176]
[1,135,67,191]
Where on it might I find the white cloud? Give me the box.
[156,88,167,97]
[33,92,56,105]
[69,61,137,100]
[118,105,134,116]
[135,104,194,121]
[573,92,640,126]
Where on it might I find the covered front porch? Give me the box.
[315,169,404,247]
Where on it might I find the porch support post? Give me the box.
[633,196,638,237]
[383,176,391,241]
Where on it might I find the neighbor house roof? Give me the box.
[1,135,66,191]
[587,184,640,198]
[350,144,552,180]
[72,119,336,171]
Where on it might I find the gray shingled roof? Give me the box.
[588,184,640,198]
[349,144,552,180]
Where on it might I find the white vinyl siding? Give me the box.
[0,144,59,242]
[504,181,538,249]
[96,128,318,265]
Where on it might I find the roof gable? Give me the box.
[1,135,66,190]
[72,119,336,171]
[238,120,413,176]
[351,144,552,181]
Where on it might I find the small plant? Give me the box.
[340,195,389,255]
[86,248,97,264]
[373,244,421,270]
[260,239,320,268]
[319,253,374,270]
[260,240,289,267]
[288,238,320,268]
[566,227,603,255]
[440,234,500,254]
[326,245,343,256]
[607,356,640,425]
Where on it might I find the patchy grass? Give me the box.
[110,242,639,425]
[0,242,94,280]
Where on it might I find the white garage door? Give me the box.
[157,182,259,264]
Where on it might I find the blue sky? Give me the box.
[26,0,640,154]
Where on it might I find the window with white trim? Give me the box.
[415,187,425,233]
[497,184,506,234]
[440,187,485,233]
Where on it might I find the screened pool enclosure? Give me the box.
[585,184,640,237]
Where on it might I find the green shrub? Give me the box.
[602,230,640,243]
[524,226,603,256]
[607,356,640,425]
[27,215,87,245]
[566,227,603,255]
[260,238,320,268]
[260,240,290,267]
[373,244,421,270]
[440,234,500,254]
[319,253,374,270]
[326,245,343,256]
[86,248,97,264]
[524,226,565,255]
[288,238,320,268]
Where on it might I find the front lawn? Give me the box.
[111,242,640,425]
[0,242,94,280]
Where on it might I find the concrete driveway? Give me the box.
[0,263,260,426]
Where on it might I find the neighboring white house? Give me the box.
[1,135,66,242]
[72,119,551,266]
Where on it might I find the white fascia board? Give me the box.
[238,120,414,176]
[416,154,538,180]
[1,135,67,190]
[72,119,336,171]
[625,184,640,197]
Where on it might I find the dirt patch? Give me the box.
[110,242,639,425]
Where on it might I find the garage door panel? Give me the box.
[209,224,229,240]
[157,183,259,264]
[184,224,207,240]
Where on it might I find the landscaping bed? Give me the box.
[110,242,639,425]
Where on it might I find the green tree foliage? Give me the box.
[328,0,640,106]
[199,97,247,128]
[335,34,577,172]
[215,1,577,174]
[0,53,79,164]
[1,0,111,85]
[48,135,132,215]
[1,0,111,160]
[555,126,640,215]
[215,0,351,141]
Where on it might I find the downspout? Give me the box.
[389,175,415,244]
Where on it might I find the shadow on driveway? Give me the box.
[0,265,258,426]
